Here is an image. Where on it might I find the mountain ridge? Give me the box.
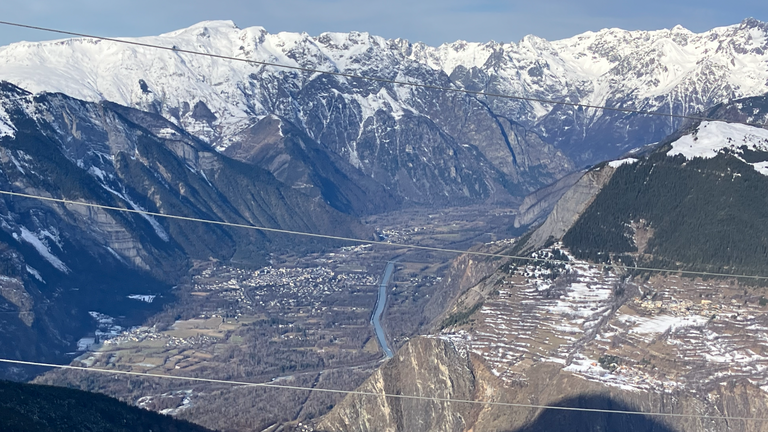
[0,379,213,432]
[2,18,765,201]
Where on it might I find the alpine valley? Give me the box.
[0,17,768,432]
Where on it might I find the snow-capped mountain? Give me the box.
[419,18,768,156]
[2,19,765,197]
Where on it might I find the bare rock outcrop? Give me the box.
[317,337,476,432]
[320,343,768,432]
[514,170,584,229]
[523,165,615,251]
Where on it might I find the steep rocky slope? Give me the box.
[0,82,369,373]
[521,165,615,252]
[512,170,583,229]
[222,114,400,215]
[318,335,768,432]
[317,337,476,432]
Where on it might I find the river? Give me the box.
[371,261,395,358]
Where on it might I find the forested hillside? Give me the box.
[563,147,768,276]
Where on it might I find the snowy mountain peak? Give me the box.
[161,19,240,36]
[0,19,766,167]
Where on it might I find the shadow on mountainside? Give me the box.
[508,395,679,432]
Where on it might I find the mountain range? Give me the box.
[1,17,768,431]
[2,18,767,207]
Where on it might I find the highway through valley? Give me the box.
[371,261,395,358]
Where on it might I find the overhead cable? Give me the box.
[0,20,765,128]
[1,358,766,422]
[2,21,768,426]
[1,189,766,280]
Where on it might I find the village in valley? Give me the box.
[58,205,515,423]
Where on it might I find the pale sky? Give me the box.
[0,0,766,47]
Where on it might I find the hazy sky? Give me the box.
[1,0,765,47]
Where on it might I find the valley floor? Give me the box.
[33,204,518,431]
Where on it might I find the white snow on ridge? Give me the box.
[753,161,768,176]
[608,158,638,168]
[0,19,766,145]
[667,121,768,175]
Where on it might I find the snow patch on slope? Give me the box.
[353,88,408,120]
[668,121,768,175]
[25,265,44,283]
[103,186,170,241]
[16,227,69,273]
[618,314,709,334]
[128,294,156,303]
[0,105,15,138]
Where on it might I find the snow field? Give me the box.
[668,121,768,163]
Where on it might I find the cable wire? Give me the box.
[0,358,765,422]
[2,21,768,425]
[0,20,765,128]
[1,189,767,280]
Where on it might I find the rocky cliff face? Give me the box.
[317,337,477,432]
[513,170,584,229]
[319,335,768,432]
[420,241,513,333]
[522,164,617,252]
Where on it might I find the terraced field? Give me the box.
[442,244,768,395]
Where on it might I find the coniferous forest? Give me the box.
[563,149,768,275]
